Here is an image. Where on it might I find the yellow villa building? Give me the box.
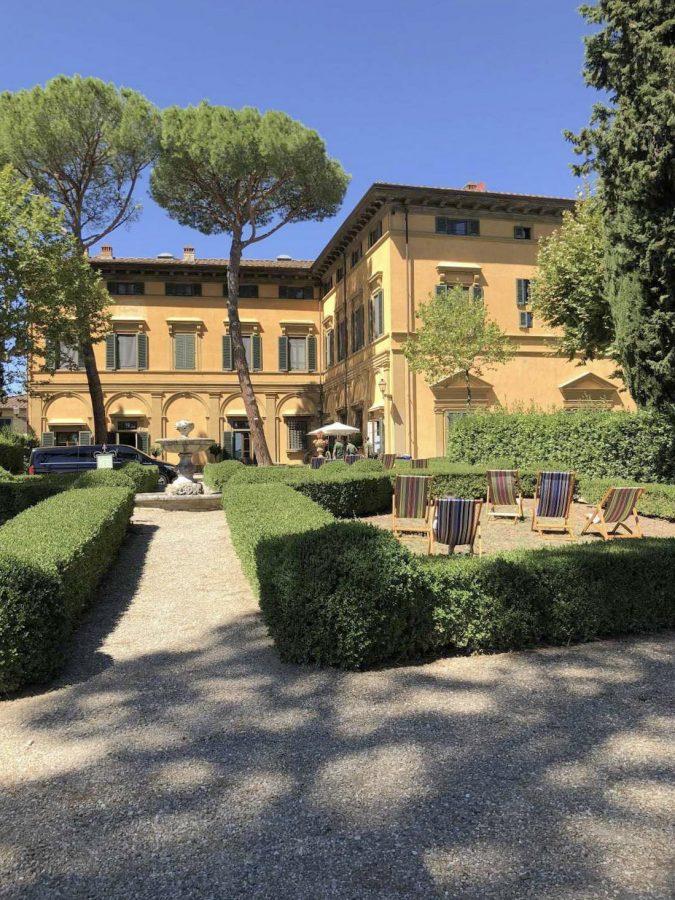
[28,182,629,463]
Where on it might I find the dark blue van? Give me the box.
[28,444,178,486]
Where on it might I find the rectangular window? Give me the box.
[288,336,307,371]
[325,328,334,368]
[370,290,384,339]
[174,332,196,370]
[287,417,309,452]
[337,318,347,361]
[368,221,383,248]
[107,281,144,295]
[321,276,333,297]
[514,225,532,240]
[351,306,364,352]
[57,342,80,370]
[350,244,363,269]
[516,278,531,307]
[0,418,12,430]
[278,285,313,300]
[116,333,138,369]
[336,266,344,283]
[519,311,533,329]
[435,217,480,236]
[230,284,259,298]
[166,283,202,297]
[54,430,79,446]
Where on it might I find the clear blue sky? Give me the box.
[2,0,596,261]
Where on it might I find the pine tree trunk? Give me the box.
[227,233,273,466]
[82,337,107,442]
[465,370,472,409]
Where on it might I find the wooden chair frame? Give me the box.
[382,454,396,470]
[581,487,644,541]
[486,470,524,523]
[531,471,576,539]
[392,476,433,554]
[431,499,483,557]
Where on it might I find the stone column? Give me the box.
[264,393,278,462]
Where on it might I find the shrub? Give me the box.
[72,461,159,493]
[446,408,675,482]
[229,464,393,517]
[0,486,134,692]
[578,476,675,521]
[422,540,675,653]
[350,458,384,472]
[0,438,23,475]
[391,461,542,500]
[0,473,79,524]
[223,482,334,593]
[202,459,243,491]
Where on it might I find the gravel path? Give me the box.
[0,508,673,899]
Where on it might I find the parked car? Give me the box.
[28,444,178,486]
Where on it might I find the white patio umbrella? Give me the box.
[307,422,360,436]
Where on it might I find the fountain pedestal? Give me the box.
[156,420,214,496]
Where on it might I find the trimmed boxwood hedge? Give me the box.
[203,459,243,491]
[224,481,675,670]
[0,486,134,693]
[0,473,79,524]
[578,476,675,521]
[72,461,159,493]
[447,408,675,482]
[391,460,541,500]
[0,439,24,475]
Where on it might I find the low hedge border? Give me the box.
[203,459,243,491]
[72,461,159,493]
[578,477,675,521]
[0,472,79,524]
[0,485,134,693]
[224,480,675,670]
[0,439,24,475]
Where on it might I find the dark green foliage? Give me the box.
[0,438,23,474]
[392,460,541,500]
[446,408,675,481]
[222,482,334,594]
[72,461,159,493]
[0,473,77,524]
[202,459,243,491]
[0,486,134,692]
[578,477,675,521]
[422,540,675,654]
[350,458,384,472]
[570,2,675,409]
[228,464,393,517]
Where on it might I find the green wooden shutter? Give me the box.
[175,333,196,370]
[222,431,234,459]
[78,430,93,445]
[41,431,55,447]
[138,432,150,453]
[222,334,233,370]
[137,332,148,370]
[252,334,262,371]
[278,335,289,371]
[105,334,117,370]
[307,335,317,372]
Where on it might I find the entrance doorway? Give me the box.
[368,418,384,456]
[228,418,256,464]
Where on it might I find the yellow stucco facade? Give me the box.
[28,182,630,463]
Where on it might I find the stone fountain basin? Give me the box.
[155,437,214,453]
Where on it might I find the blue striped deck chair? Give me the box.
[581,486,644,541]
[531,471,576,538]
[432,498,483,556]
[393,475,433,553]
[310,457,325,470]
[345,454,358,465]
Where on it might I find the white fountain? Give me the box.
[156,420,213,496]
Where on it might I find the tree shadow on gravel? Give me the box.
[1,612,673,899]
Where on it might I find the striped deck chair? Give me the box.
[432,498,483,556]
[581,486,644,541]
[310,457,325,470]
[392,475,433,552]
[345,454,358,465]
[382,454,396,470]
[486,469,524,522]
[531,471,576,538]
[411,458,428,470]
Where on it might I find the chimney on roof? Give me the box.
[183,246,196,263]
[464,181,487,192]
[99,245,113,259]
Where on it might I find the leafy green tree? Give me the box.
[530,194,614,362]
[0,76,160,439]
[0,165,109,400]
[403,286,514,406]
[150,104,349,465]
[568,2,675,409]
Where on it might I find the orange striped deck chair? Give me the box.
[382,454,396,470]
[486,469,524,522]
[532,471,576,538]
[432,498,483,556]
[411,458,428,469]
[581,486,644,541]
[392,475,433,552]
